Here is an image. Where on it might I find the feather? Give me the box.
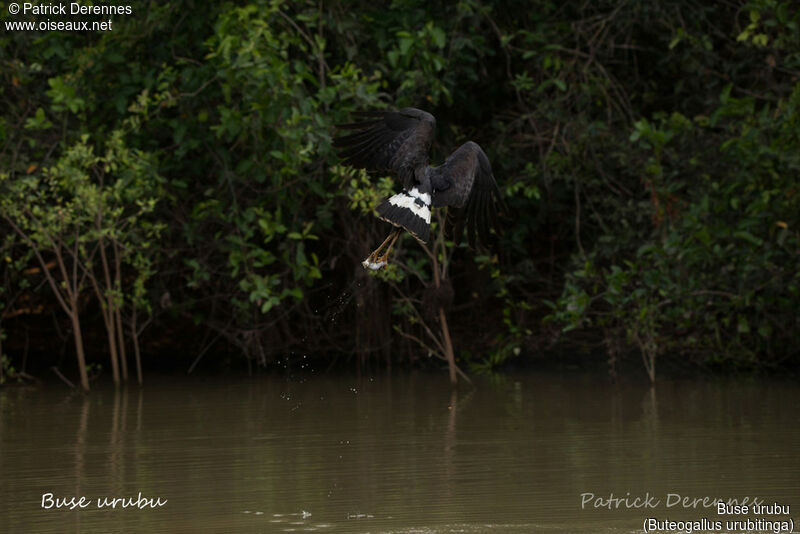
[334,108,503,252]
[431,141,503,250]
[333,108,435,189]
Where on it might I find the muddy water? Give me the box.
[1,372,798,533]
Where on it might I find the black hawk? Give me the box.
[333,108,503,269]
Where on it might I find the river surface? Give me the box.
[1,372,798,533]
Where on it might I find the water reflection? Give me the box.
[1,373,798,533]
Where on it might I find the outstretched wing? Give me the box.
[431,141,504,249]
[333,108,436,189]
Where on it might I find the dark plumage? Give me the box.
[334,108,504,268]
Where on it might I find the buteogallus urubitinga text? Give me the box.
[333,108,504,268]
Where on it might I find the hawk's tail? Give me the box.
[377,187,431,244]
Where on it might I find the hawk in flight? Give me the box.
[334,108,503,269]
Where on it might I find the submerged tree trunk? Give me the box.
[431,238,457,386]
[113,243,128,382]
[438,307,457,385]
[70,305,90,391]
[0,327,4,385]
[100,300,121,385]
[115,304,128,382]
[130,309,143,385]
[94,237,121,386]
[5,216,91,391]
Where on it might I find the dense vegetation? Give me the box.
[1,0,798,389]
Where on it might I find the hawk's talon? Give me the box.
[362,259,387,270]
[362,228,402,270]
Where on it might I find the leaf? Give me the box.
[398,37,414,56]
[668,29,684,49]
[430,26,446,49]
[752,34,768,47]
[737,315,750,334]
[733,230,763,247]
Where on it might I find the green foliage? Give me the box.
[0,130,163,293]
[181,0,376,334]
[1,0,798,380]
[0,353,16,386]
[550,84,800,372]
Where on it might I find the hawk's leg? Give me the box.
[362,227,402,270]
